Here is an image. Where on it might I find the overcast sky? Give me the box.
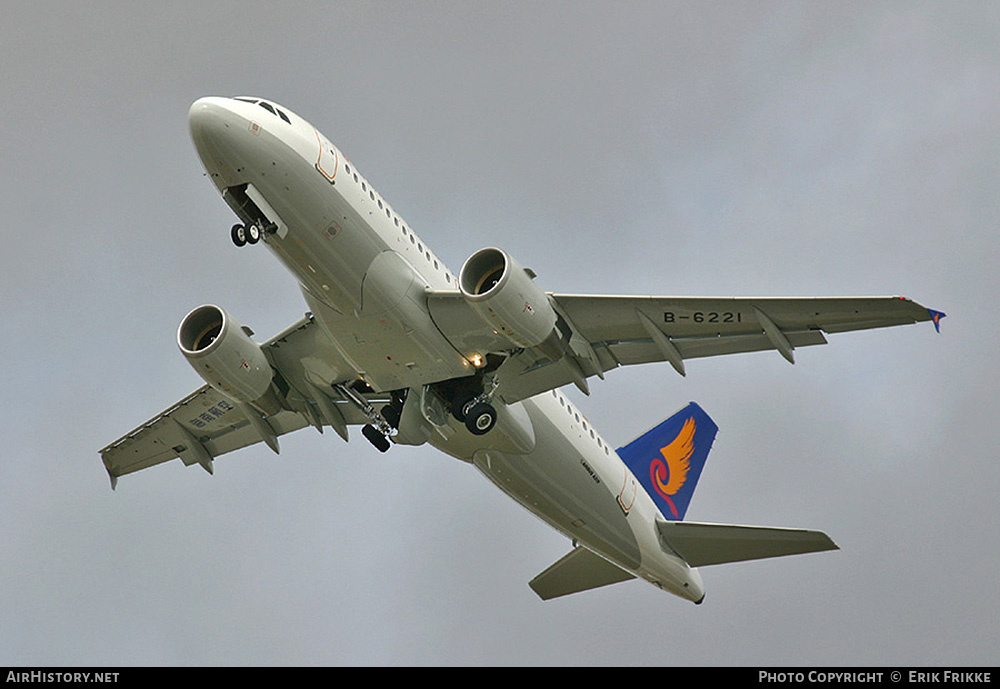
[1,1,997,667]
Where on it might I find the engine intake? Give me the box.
[459,248,562,356]
[178,305,281,415]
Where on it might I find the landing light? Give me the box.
[470,353,485,368]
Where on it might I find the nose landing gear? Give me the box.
[231,221,278,247]
[230,223,261,247]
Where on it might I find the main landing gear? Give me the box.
[362,392,405,453]
[337,368,504,454]
[336,385,404,454]
[361,423,391,453]
[458,398,498,436]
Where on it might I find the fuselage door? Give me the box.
[618,465,637,515]
[315,129,338,183]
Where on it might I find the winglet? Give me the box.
[927,308,946,333]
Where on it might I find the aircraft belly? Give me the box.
[272,187,380,313]
[300,253,472,392]
[468,394,642,570]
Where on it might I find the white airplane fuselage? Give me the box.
[188,96,705,602]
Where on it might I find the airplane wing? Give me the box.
[427,292,943,404]
[99,315,387,487]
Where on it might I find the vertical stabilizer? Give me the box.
[616,402,718,521]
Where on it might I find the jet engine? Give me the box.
[177,304,282,415]
[459,247,564,358]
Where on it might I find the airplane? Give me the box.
[99,96,945,603]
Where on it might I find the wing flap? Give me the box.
[656,520,838,567]
[606,328,829,365]
[529,546,636,600]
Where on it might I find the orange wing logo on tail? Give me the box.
[649,417,696,518]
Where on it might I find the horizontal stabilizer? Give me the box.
[529,547,635,600]
[656,520,838,567]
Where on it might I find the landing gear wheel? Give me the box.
[231,223,247,247]
[362,424,391,452]
[452,393,478,422]
[246,223,261,244]
[464,402,497,436]
[380,404,401,430]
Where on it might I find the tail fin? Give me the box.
[616,402,718,521]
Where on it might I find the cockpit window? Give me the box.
[237,98,291,125]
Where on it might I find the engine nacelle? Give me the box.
[177,304,280,415]
[459,248,562,355]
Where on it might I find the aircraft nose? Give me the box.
[188,96,232,142]
[189,97,248,180]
